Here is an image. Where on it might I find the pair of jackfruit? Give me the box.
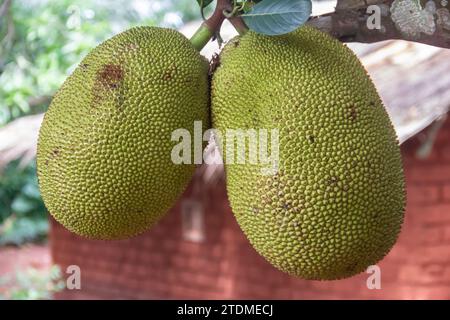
[37,26,405,280]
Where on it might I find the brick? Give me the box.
[418,226,443,245]
[417,205,450,224]
[146,253,167,268]
[307,278,363,293]
[407,286,450,299]
[118,278,142,293]
[374,264,399,282]
[235,282,277,299]
[442,226,450,242]
[382,244,412,262]
[193,272,220,288]
[443,185,450,202]
[168,269,219,289]
[84,270,116,285]
[440,145,450,160]
[188,257,220,274]
[134,265,152,278]
[398,264,446,284]
[161,239,179,251]
[168,254,192,270]
[169,285,206,299]
[407,185,440,204]
[417,246,450,263]
[408,165,450,183]
[397,265,422,284]
[435,120,450,144]
[139,280,171,297]
[271,287,292,299]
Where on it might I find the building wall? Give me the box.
[53,116,450,300]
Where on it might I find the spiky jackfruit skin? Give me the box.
[37,27,210,240]
[212,26,405,280]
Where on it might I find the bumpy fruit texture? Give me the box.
[212,26,405,280]
[37,27,210,240]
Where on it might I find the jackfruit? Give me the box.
[212,26,405,280]
[37,27,210,240]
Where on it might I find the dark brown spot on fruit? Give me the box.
[328,176,339,185]
[98,64,124,89]
[348,105,357,121]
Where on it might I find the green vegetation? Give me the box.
[0,265,65,300]
[0,161,47,246]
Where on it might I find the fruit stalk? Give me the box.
[190,0,231,51]
[228,16,248,36]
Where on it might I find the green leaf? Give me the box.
[21,182,42,200]
[196,0,214,9]
[11,195,37,215]
[241,0,312,36]
[0,216,48,246]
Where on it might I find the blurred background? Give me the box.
[1,0,450,300]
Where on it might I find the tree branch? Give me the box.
[307,0,450,49]
[190,0,231,50]
[203,0,231,34]
[0,0,12,19]
[27,95,52,108]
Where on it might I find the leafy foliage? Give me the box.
[0,161,47,245]
[197,0,215,10]
[0,265,65,300]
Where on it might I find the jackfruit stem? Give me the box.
[228,16,249,36]
[190,0,231,51]
[190,24,215,51]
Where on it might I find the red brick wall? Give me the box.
[52,116,450,300]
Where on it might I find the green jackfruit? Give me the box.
[212,26,405,280]
[37,27,210,240]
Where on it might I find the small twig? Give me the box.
[4,7,15,46]
[203,0,231,35]
[28,95,52,108]
[228,15,249,35]
[190,0,231,50]
[0,0,12,19]
[0,0,12,17]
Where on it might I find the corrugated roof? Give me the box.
[349,40,450,143]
